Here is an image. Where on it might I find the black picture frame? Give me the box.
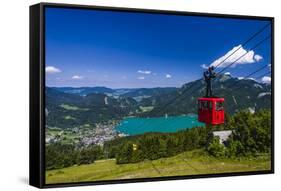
[30,2,274,188]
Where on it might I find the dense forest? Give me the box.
[46,109,271,170]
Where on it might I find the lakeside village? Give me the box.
[46,120,127,147]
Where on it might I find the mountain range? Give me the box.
[46,74,271,128]
[142,74,271,116]
[52,86,177,100]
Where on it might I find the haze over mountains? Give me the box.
[46,74,271,128]
[52,86,177,100]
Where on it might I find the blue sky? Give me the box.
[45,7,272,88]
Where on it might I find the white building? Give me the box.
[212,130,232,144]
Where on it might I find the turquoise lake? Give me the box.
[115,115,204,135]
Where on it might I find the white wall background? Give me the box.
[0,0,279,190]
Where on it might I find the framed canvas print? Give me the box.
[30,3,274,188]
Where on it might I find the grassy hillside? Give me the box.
[46,150,271,184]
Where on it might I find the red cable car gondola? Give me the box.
[198,97,224,125]
[198,66,225,125]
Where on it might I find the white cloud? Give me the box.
[238,77,244,80]
[261,76,271,84]
[137,70,151,74]
[254,55,263,62]
[210,45,263,68]
[72,75,83,80]
[46,66,61,74]
[268,64,272,71]
[201,64,209,69]
[138,76,145,80]
[165,74,172,79]
[224,72,231,76]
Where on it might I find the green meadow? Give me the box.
[46,150,271,184]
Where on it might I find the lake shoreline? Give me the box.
[115,115,204,136]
